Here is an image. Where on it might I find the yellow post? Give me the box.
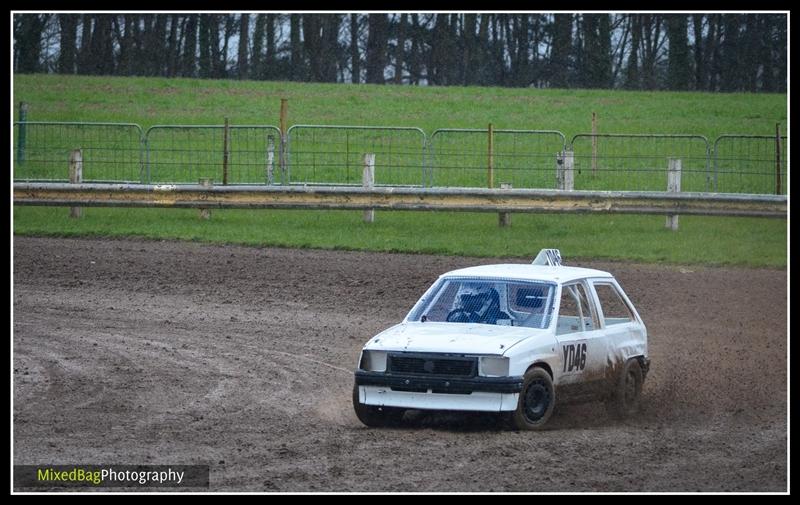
[488,123,494,189]
[222,117,230,185]
[592,112,597,177]
[775,123,782,195]
[280,98,288,138]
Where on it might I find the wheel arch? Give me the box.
[526,361,553,380]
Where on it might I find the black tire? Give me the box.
[509,367,555,430]
[605,358,643,419]
[352,384,405,427]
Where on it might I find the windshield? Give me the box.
[408,277,556,329]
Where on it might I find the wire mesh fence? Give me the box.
[11,120,788,196]
[713,135,787,195]
[145,125,283,184]
[13,122,144,182]
[286,125,427,186]
[569,134,712,192]
[427,129,567,188]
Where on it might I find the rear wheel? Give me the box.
[605,358,643,419]
[509,367,555,430]
[352,384,405,427]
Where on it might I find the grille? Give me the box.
[388,354,476,377]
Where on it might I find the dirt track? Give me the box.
[13,236,787,492]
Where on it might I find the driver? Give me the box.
[450,283,510,324]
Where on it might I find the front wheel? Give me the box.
[352,384,405,427]
[508,367,555,430]
[605,358,643,419]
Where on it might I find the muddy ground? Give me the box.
[13,236,787,492]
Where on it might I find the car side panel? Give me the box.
[503,335,560,379]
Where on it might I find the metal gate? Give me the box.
[13,121,145,183]
[286,125,428,186]
[145,125,282,184]
[427,129,567,188]
[712,135,787,195]
[570,134,711,192]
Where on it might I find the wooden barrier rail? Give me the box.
[13,183,787,218]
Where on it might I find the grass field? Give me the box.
[12,74,786,136]
[12,74,787,267]
[13,207,787,267]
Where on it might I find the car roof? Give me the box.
[440,264,614,284]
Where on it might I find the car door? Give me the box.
[553,280,607,392]
[588,279,646,369]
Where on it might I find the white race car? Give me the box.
[353,249,650,430]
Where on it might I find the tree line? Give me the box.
[13,13,787,92]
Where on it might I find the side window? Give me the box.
[594,283,634,326]
[505,282,555,329]
[556,282,597,335]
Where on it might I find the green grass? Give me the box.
[13,207,786,268]
[12,74,788,267]
[12,74,786,137]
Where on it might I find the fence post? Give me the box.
[666,158,682,231]
[16,102,28,166]
[222,117,230,185]
[69,149,82,219]
[198,178,213,220]
[487,123,494,189]
[775,123,782,195]
[556,152,563,189]
[591,112,597,176]
[499,182,512,227]
[279,98,288,184]
[363,153,375,223]
[557,150,575,191]
[266,134,275,185]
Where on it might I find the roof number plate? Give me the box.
[532,249,562,266]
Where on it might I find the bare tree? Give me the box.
[394,14,407,84]
[666,14,690,90]
[692,14,705,90]
[89,15,115,75]
[58,14,78,74]
[719,14,742,91]
[15,14,50,72]
[181,15,198,77]
[610,14,630,87]
[251,14,265,79]
[640,14,666,89]
[238,14,249,79]
[290,14,302,80]
[624,15,640,89]
[365,14,388,84]
[13,13,789,92]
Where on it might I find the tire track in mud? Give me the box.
[13,236,787,491]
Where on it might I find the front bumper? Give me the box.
[354,371,523,412]
[354,370,523,394]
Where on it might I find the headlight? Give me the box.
[359,350,387,372]
[479,356,509,377]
